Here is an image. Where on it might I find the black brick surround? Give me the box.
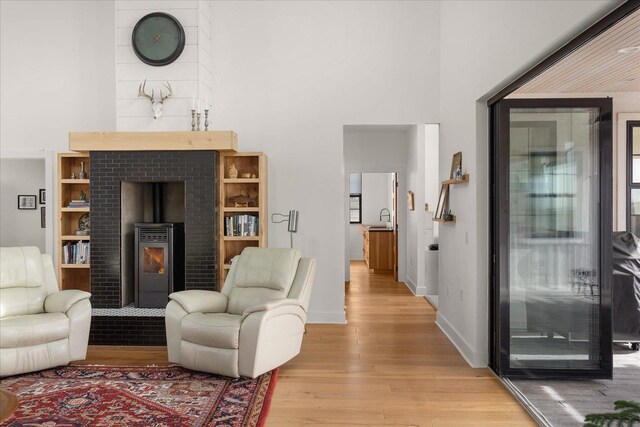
[88,151,217,345]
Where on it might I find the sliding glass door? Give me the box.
[491,98,613,378]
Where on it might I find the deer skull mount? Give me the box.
[138,80,172,120]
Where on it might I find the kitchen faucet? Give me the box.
[379,208,391,222]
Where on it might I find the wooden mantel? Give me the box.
[69,131,237,152]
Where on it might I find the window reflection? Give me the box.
[509,109,600,370]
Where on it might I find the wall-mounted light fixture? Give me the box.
[271,210,299,247]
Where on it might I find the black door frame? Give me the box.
[627,121,640,232]
[490,98,613,379]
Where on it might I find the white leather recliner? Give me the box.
[0,247,92,377]
[166,247,316,378]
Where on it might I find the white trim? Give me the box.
[403,276,426,296]
[616,112,640,231]
[436,311,486,368]
[307,310,347,324]
[0,150,54,256]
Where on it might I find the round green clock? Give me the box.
[132,12,185,66]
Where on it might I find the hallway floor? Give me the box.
[266,261,535,426]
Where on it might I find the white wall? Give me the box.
[0,159,46,252]
[405,125,426,295]
[0,0,116,264]
[437,0,620,367]
[115,0,213,130]
[425,124,440,240]
[213,2,440,323]
[0,1,116,151]
[362,173,391,225]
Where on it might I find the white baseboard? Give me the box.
[403,276,426,296]
[307,310,347,324]
[436,312,486,368]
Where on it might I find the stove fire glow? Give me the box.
[143,247,165,274]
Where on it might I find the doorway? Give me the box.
[348,172,398,281]
[0,151,54,255]
[490,98,613,379]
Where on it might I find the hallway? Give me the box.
[267,261,535,426]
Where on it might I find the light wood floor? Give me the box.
[82,261,534,426]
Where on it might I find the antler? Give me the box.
[160,81,172,103]
[138,79,154,103]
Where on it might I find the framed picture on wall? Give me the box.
[39,189,46,205]
[18,195,37,210]
[41,207,46,228]
[407,191,415,211]
[434,185,449,219]
[450,151,462,179]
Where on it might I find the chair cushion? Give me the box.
[0,247,44,289]
[233,248,301,292]
[181,313,242,349]
[0,312,69,348]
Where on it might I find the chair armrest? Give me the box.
[44,290,91,314]
[242,298,304,321]
[169,290,228,314]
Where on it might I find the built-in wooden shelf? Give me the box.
[223,178,260,184]
[61,235,91,241]
[61,179,90,184]
[224,207,260,213]
[223,236,260,241]
[219,152,267,287]
[61,207,90,212]
[442,174,469,185]
[58,153,92,291]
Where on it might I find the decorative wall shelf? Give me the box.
[433,216,457,224]
[433,174,469,224]
[442,174,469,185]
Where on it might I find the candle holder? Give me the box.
[204,109,210,131]
[196,112,201,131]
[190,110,196,131]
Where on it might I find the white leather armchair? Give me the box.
[0,247,92,377]
[166,247,316,378]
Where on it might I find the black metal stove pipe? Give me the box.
[152,183,163,223]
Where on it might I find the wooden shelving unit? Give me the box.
[434,174,469,224]
[57,153,91,292]
[218,152,268,287]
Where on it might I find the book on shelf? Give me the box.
[224,214,259,237]
[67,199,90,208]
[63,241,90,264]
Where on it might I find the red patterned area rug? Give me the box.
[0,364,277,427]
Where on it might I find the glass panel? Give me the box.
[143,247,166,274]
[631,189,640,237]
[509,108,600,370]
[632,127,640,184]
